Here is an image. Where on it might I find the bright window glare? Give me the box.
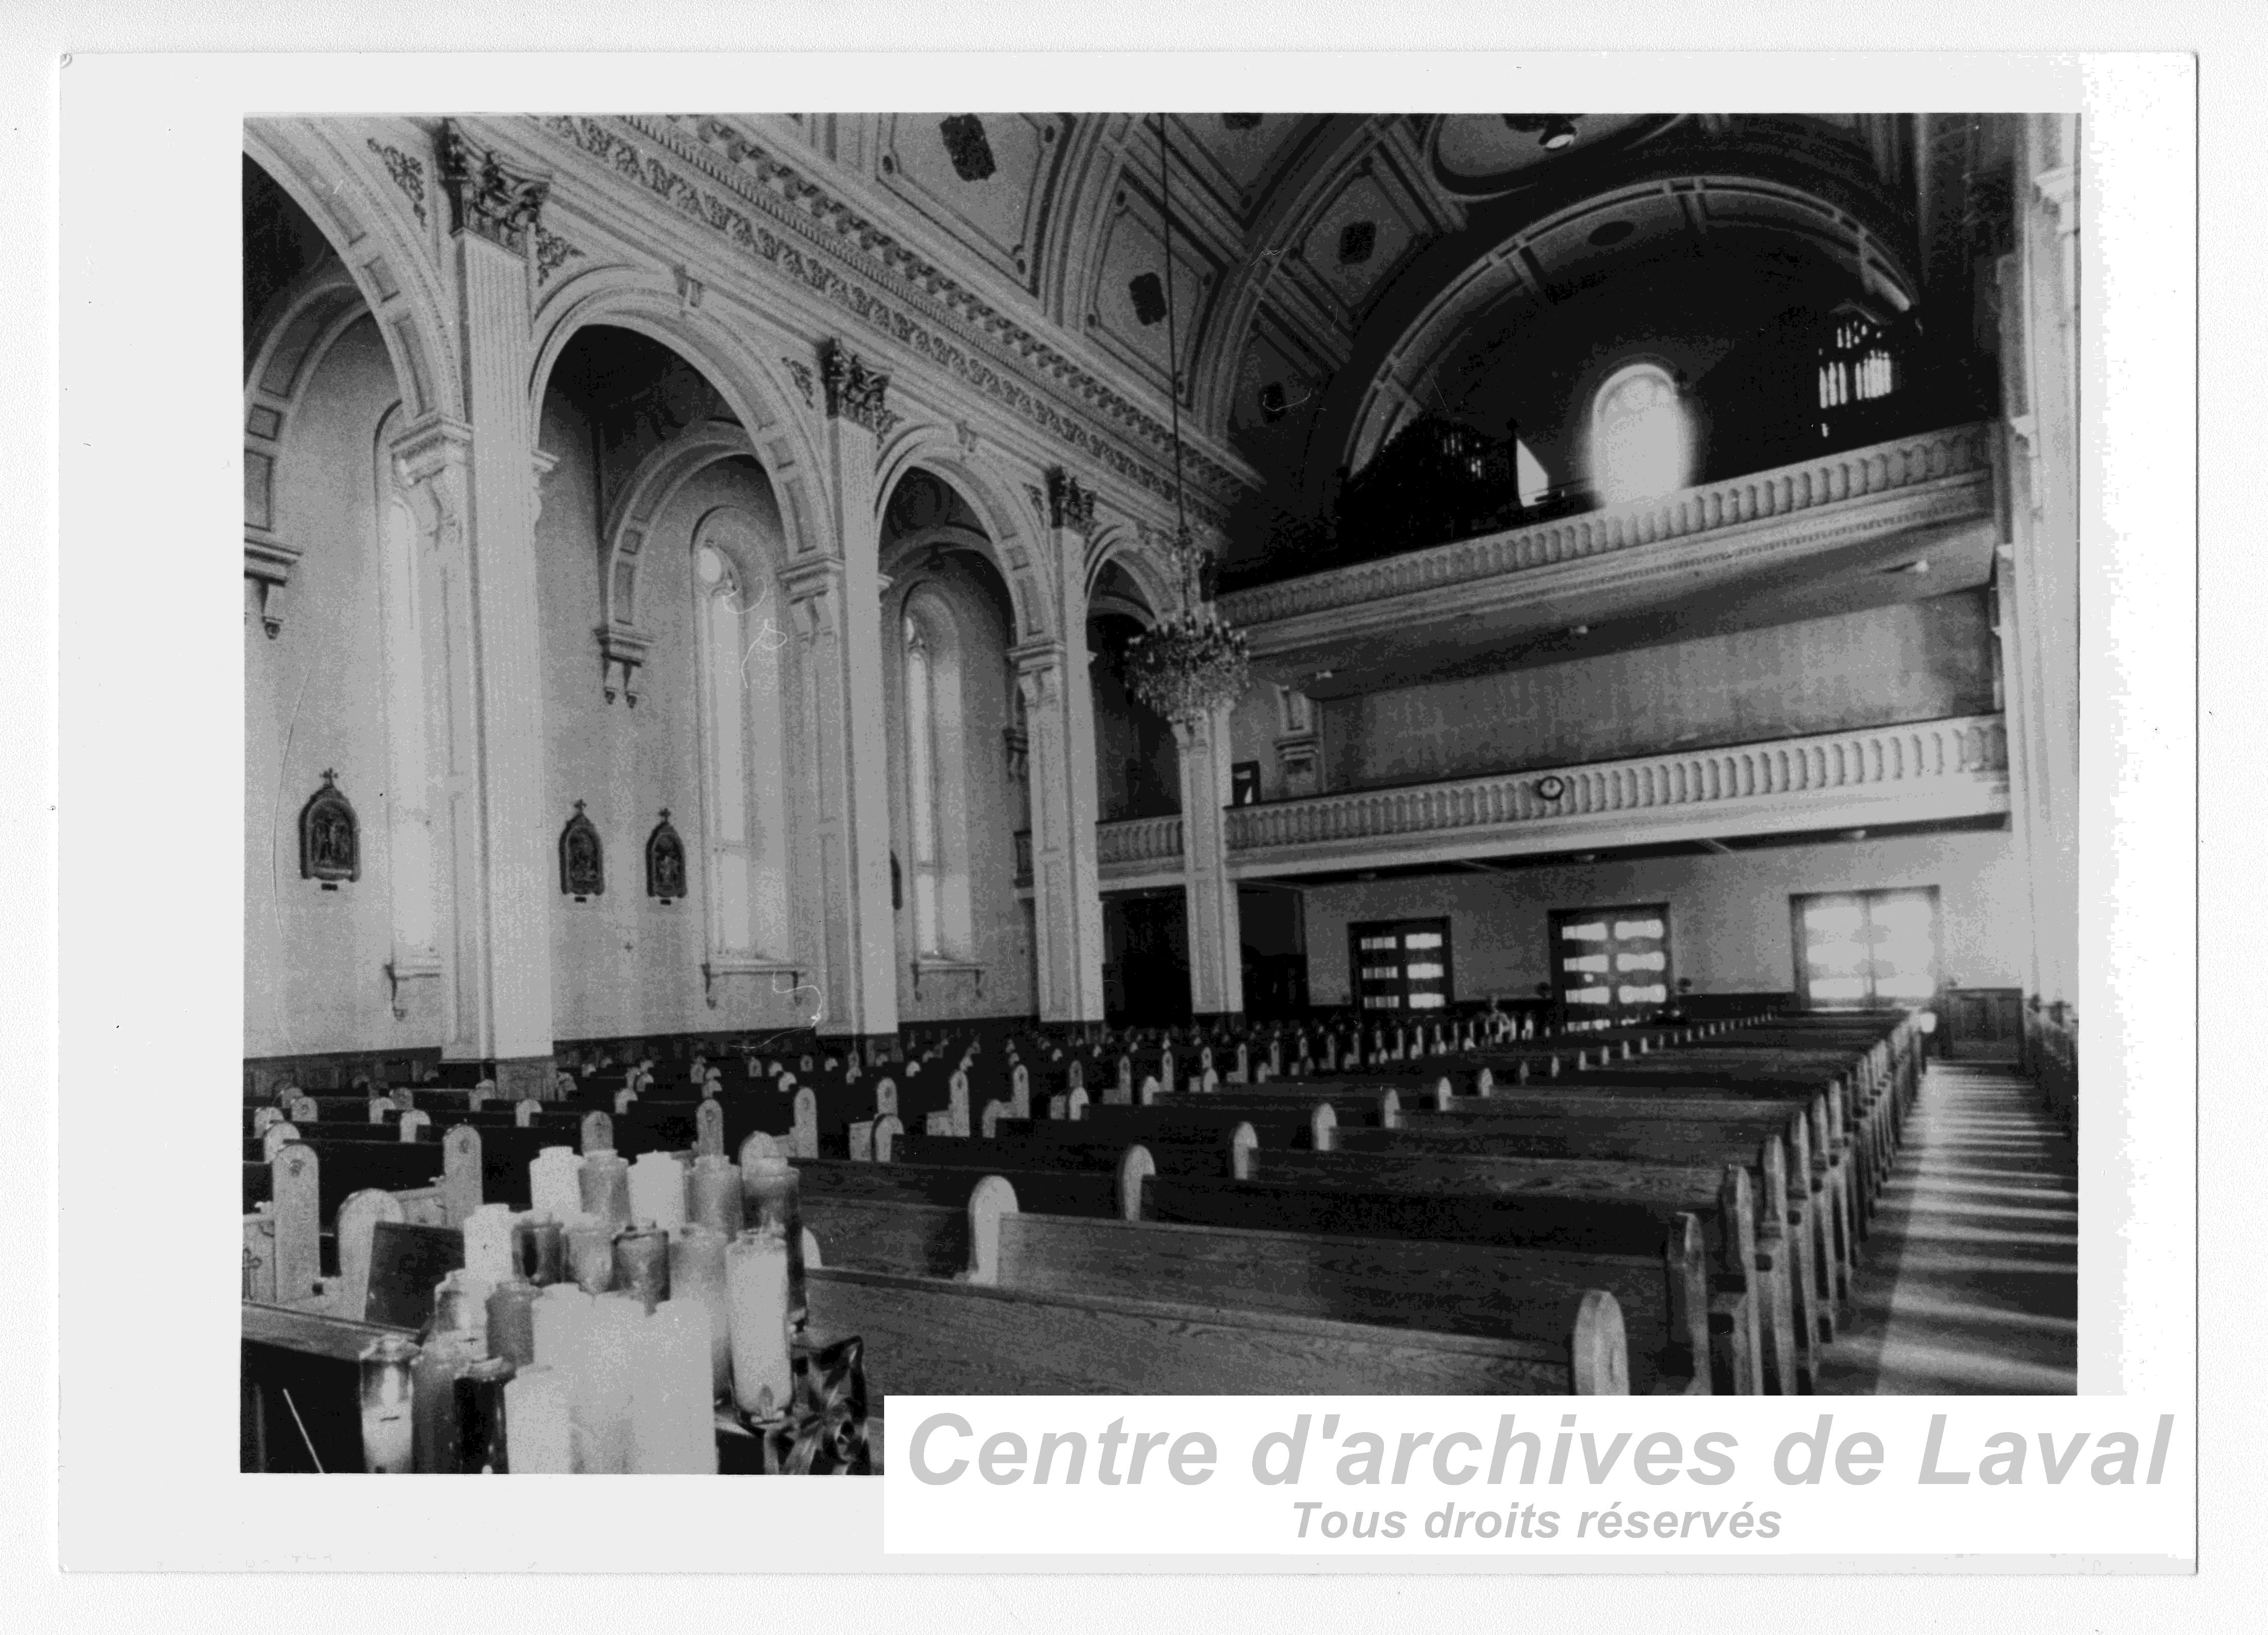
[1592,365,1691,504]
[1516,440,1550,508]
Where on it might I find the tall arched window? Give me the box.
[900,588,975,962]
[1590,361,1691,504]
[1817,311,1901,439]
[903,614,944,955]
[691,510,791,961]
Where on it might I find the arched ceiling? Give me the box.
[753,112,1924,499]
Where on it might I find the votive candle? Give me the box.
[579,1153,632,1229]
[726,1226,793,1420]
[530,1146,584,1222]
[668,1224,731,1396]
[613,1225,669,1313]
[628,1151,688,1231]
[503,1365,571,1474]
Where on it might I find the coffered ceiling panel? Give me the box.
[1171,112,1319,223]
[1295,169,1423,318]
[879,112,1071,296]
[1085,184,1218,391]
[1226,318,1329,463]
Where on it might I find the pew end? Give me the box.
[1571,1290,1630,1396]
[1227,1122,1258,1182]
[964,1175,1018,1286]
[1116,1144,1156,1222]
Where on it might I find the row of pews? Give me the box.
[240,1003,1925,1471]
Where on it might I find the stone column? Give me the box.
[785,340,900,1056]
[389,123,557,1098]
[1174,701,1244,1023]
[1015,636,1108,1028]
[1994,115,2081,1017]
[1010,468,1108,1030]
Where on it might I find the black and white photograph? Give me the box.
[24,24,2231,1612]
[233,105,2086,1474]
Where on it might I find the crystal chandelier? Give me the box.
[1122,113,1252,727]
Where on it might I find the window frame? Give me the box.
[1788,886,1943,1011]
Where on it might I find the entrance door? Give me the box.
[1791,887,1940,1010]
[1349,919,1453,1016]
[1548,903,1673,1026]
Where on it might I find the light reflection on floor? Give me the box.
[1815,1064,2079,1396]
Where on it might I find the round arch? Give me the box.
[872,428,1050,646]
[1314,170,1921,509]
[1082,525,1182,624]
[245,123,463,426]
[599,422,778,636]
[529,274,829,545]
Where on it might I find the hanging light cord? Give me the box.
[1156,113,1192,589]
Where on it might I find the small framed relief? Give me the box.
[559,800,604,901]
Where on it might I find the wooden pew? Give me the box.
[1127,1171,1726,1394]
[804,1264,1629,1403]
[1325,1111,1836,1350]
[1235,1145,1800,1396]
[796,1157,1126,1221]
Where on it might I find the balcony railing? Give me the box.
[1087,715,2008,886]
[1226,716,2008,871]
[1218,421,1997,632]
[1097,813,1184,873]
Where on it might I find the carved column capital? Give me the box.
[438,120,553,254]
[1045,467,1098,535]
[389,415,476,490]
[819,339,897,437]
[1009,638,1068,708]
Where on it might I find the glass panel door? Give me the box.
[1348,919,1454,1014]
[1548,903,1673,1027]
[1793,887,1940,1009]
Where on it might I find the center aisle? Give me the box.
[1816,1060,2078,1394]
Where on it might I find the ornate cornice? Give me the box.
[534,225,584,284]
[820,339,897,438]
[366,139,429,228]
[1045,467,1098,536]
[528,114,1249,528]
[439,120,552,254]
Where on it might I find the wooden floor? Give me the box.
[1817,1060,2078,1395]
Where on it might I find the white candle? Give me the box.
[461,1204,518,1288]
[532,1283,595,1373]
[628,1152,688,1231]
[530,1147,585,1222]
[574,1292,643,1475]
[726,1227,793,1420]
[503,1365,572,1474]
[630,1300,717,1474]
[669,1225,732,1396]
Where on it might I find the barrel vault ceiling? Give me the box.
[742,112,1929,508]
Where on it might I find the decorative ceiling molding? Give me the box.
[528,114,1252,528]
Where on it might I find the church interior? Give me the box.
[239,111,2082,1473]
